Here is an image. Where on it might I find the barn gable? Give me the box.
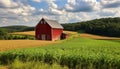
[36,18,63,29]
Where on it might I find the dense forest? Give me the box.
[62,17,120,37]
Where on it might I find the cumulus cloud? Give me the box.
[0,0,35,16]
[0,0,37,27]
[98,9,116,16]
[32,0,56,2]
[0,0,18,8]
[38,1,65,15]
[0,0,120,27]
[100,0,120,8]
[64,0,99,12]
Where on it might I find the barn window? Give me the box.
[44,21,46,24]
[41,21,43,24]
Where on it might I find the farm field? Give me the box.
[0,37,120,69]
[0,31,77,52]
[0,40,58,51]
[0,31,120,69]
[10,31,35,36]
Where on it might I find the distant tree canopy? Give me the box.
[0,26,34,40]
[62,17,120,37]
[0,29,8,39]
[0,26,34,33]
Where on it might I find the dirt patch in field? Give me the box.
[0,40,59,51]
[80,33,120,40]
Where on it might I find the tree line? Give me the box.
[0,28,34,40]
[62,17,120,37]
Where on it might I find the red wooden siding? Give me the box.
[52,28,63,41]
[35,20,52,40]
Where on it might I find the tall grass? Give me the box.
[0,37,120,69]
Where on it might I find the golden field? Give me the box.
[0,40,58,51]
[80,33,120,40]
[10,31,35,36]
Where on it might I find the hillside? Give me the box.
[62,17,120,37]
[0,26,34,32]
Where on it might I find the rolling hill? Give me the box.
[62,17,120,37]
[0,26,34,32]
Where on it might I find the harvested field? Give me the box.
[63,31,77,34]
[10,31,35,36]
[0,40,58,51]
[80,33,120,40]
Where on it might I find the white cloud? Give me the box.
[38,1,65,15]
[0,0,18,8]
[100,0,120,8]
[0,0,120,27]
[98,9,116,16]
[0,0,37,27]
[65,0,99,12]
[32,0,42,2]
[0,0,35,16]
[32,0,56,2]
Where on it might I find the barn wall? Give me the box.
[52,28,63,41]
[35,21,52,40]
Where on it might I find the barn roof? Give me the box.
[44,18,63,29]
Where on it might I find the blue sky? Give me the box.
[0,0,120,27]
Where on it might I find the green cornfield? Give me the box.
[0,37,120,69]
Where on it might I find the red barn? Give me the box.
[35,18,63,41]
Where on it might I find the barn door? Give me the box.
[41,34,46,40]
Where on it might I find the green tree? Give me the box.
[0,29,8,40]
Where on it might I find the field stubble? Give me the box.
[0,40,58,51]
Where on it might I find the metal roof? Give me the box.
[44,19,63,29]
